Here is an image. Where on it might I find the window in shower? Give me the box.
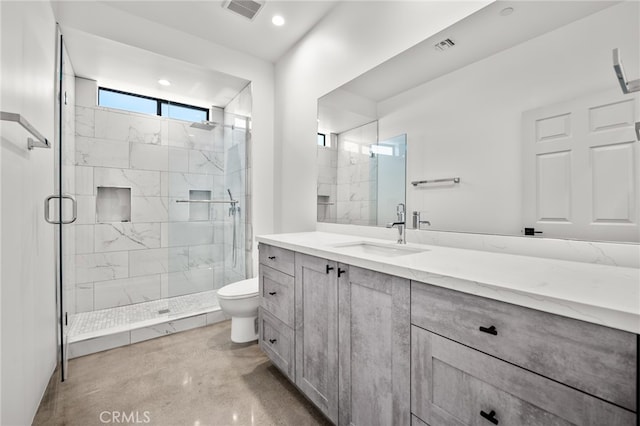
[98,87,209,122]
[161,102,208,122]
[317,133,326,146]
[98,88,157,115]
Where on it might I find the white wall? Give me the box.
[377,2,639,237]
[273,1,491,233]
[0,2,58,424]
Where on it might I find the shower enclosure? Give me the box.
[56,55,253,375]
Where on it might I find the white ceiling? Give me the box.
[319,1,618,133]
[95,0,338,64]
[340,1,618,103]
[54,0,338,108]
[62,27,250,109]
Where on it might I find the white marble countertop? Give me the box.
[256,232,640,334]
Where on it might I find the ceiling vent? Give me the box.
[222,0,265,21]
[434,38,456,52]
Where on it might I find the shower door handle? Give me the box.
[44,194,77,224]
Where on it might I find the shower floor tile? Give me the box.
[68,290,221,343]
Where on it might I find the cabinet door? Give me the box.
[338,265,410,426]
[295,253,339,422]
[412,326,636,426]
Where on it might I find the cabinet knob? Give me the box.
[268,291,277,296]
[326,265,334,274]
[479,325,498,336]
[268,256,276,260]
[269,339,277,344]
[480,410,499,425]
[338,268,346,277]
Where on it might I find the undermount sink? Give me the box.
[331,241,428,258]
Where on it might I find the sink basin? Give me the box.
[332,241,427,258]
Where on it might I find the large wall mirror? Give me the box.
[317,1,640,243]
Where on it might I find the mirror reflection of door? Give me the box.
[316,1,639,243]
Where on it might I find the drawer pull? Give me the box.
[269,339,277,344]
[479,325,498,336]
[268,256,276,260]
[268,291,277,296]
[326,265,334,274]
[480,410,499,425]
[338,268,347,277]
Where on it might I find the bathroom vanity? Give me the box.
[256,232,638,426]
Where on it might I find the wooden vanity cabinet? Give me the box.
[294,252,340,422]
[411,280,637,426]
[257,244,296,381]
[258,243,638,426]
[261,246,412,425]
[338,265,411,426]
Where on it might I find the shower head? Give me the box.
[190,121,217,131]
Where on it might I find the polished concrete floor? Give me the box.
[34,321,331,426]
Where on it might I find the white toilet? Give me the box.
[217,277,259,343]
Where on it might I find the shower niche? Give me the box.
[96,186,131,222]
[189,190,211,221]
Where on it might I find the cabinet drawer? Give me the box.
[411,281,637,411]
[412,327,635,426]
[259,244,295,276]
[259,308,294,381]
[259,265,294,327]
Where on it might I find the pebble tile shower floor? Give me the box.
[69,289,221,342]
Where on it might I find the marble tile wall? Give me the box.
[62,62,77,316]
[335,121,378,226]
[73,105,234,313]
[222,112,251,285]
[317,144,337,222]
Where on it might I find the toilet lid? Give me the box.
[217,277,259,299]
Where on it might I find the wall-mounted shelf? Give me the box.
[175,199,238,204]
[411,177,460,187]
[0,111,50,150]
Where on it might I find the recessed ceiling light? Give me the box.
[158,79,171,86]
[499,7,514,16]
[272,15,285,26]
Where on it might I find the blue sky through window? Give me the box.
[98,90,157,115]
[98,88,209,123]
[161,103,207,122]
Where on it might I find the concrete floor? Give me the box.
[34,321,331,426]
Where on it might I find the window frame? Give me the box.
[98,87,209,121]
[317,132,327,147]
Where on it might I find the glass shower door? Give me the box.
[52,31,77,380]
[164,107,248,316]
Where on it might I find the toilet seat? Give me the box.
[217,277,259,300]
